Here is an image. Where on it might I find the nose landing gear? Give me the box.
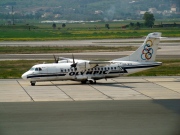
[30,81,36,86]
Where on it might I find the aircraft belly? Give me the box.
[126,67,152,74]
[105,73,120,78]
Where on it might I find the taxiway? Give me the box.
[0,77,180,102]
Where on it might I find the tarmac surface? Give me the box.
[0,77,180,135]
[0,37,179,47]
[0,77,180,102]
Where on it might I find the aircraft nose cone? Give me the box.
[21,73,27,80]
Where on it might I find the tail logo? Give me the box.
[141,40,153,60]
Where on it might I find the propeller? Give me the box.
[70,54,78,79]
[53,54,59,63]
[70,54,77,69]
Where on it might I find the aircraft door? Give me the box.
[48,66,58,80]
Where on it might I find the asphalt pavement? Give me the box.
[0,100,180,135]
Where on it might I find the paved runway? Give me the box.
[0,77,180,102]
[0,37,179,46]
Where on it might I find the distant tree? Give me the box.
[129,22,134,27]
[62,23,66,28]
[136,22,141,27]
[105,24,110,29]
[143,12,155,28]
[52,23,56,29]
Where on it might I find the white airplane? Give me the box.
[22,32,162,86]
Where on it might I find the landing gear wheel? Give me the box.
[81,80,87,84]
[89,80,94,84]
[30,81,36,86]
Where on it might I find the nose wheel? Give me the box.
[30,81,36,86]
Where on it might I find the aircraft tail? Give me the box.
[113,32,162,62]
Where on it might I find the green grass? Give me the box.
[129,59,180,76]
[0,23,180,41]
[0,59,180,79]
[0,46,137,54]
[0,60,52,79]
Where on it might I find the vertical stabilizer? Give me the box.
[113,32,162,62]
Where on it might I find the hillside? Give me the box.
[0,0,179,21]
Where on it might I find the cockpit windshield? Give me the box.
[29,67,42,71]
[29,67,35,71]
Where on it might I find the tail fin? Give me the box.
[113,32,162,62]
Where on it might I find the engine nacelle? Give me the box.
[58,60,70,63]
[77,62,91,71]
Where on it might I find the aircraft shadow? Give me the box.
[36,82,134,89]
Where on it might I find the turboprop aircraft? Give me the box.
[22,32,162,86]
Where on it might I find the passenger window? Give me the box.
[101,68,103,70]
[111,67,113,70]
[61,70,63,72]
[104,67,106,70]
[65,69,66,72]
[68,69,70,72]
[114,67,116,70]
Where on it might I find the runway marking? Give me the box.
[112,79,153,99]
[50,81,74,101]
[17,80,34,102]
[89,84,114,100]
[144,78,180,95]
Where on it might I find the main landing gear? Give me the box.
[30,81,36,86]
[81,79,96,84]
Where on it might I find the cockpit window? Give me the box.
[30,68,35,71]
[30,67,42,71]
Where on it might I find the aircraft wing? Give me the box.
[58,57,113,69]
[58,57,88,63]
[88,61,113,68]
[89,61,112,65]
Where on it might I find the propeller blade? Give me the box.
[71,54,77,67]
[53,54,58,63]
[71,54,77,79]
[72,54,75,64]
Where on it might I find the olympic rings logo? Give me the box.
[141,40,153,60]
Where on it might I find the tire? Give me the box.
[81,80,87,84]
[89,80,94,84]
[30,81,36,86]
